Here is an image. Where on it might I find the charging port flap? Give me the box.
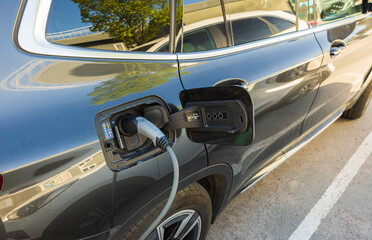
[178,86,254,145]
[94,86,254,172]
[94,96,175,172]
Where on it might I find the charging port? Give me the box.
[95,96,175,171]
[95,86,254,172]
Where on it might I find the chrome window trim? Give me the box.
[14,0,177,61]
[177,0,305,61]
[15,0,370,62]
[177,28,314,60]
[177,12,371,61]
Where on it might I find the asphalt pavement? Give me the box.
[207,103,372,240]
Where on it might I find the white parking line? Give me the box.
[288,131,372,240]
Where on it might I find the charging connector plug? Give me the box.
[119,115,170,151]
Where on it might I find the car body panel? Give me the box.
[303,14,372,132]
[178,30,323,199]
[0,2,202,239]
[0,59,188,239]
[0,1,371,240]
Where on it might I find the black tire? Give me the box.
[343,80,372,119]
[113,182,212,240]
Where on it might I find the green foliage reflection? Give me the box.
[88,63,188,105]
[72,0,171,48]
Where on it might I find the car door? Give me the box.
[176,0,324,196]
[303,0,372,132]
[5,0,280,238]
[1,0,202,239]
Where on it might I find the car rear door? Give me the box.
[176,0,324,195]
[0,1,200,239]
[303,0,372,132]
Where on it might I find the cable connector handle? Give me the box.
[120,116,170,150]
[156,136,171,151]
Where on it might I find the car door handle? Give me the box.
[214,79,249,89]
[330,40,347,57]
[330,46,344,56]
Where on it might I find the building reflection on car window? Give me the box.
[318,0,363,24]
[175,0,229,53]
[179,24,226,52]
[45,0,181,52]
[223,0,298,46]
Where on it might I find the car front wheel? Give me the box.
[113,182,212,240]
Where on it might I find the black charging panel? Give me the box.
[180,86,255,145]
[94,96,174,172]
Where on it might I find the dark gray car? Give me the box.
[0,0,371,239]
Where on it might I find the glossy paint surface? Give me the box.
[178,30,323,199]
[0,1,371,240]
[0,1,205,239]
[303,14,372,132]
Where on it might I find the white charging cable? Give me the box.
[123,116,179,240]
[139,145,179,240]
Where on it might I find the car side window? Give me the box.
[223,0,297,46]
[157,26,220,53]
[318,0,363,24]
[175,0,229,53]
[182,28,216,52]
[232,18,273,45]
[45,0,172,52]
[262,17,296,33]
